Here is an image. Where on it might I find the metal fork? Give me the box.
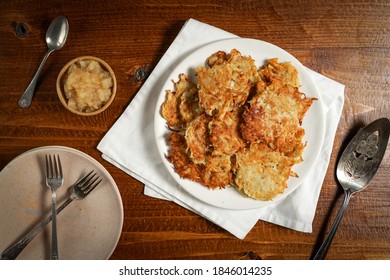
[45,154,64,260]
[1,171,102,260]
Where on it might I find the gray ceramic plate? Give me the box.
[0,146,123,259]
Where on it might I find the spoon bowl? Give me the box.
[313,118,390,259]
[46,16,69,50]
[18,16,69,108]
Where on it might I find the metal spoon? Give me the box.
[18,16,69,108]
[313,118,390,259]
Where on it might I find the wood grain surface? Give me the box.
[0,0,389,260]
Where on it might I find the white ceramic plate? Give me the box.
[0,146,123,259]
[154,38,325,210]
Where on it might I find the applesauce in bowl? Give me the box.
[57,56,117,116]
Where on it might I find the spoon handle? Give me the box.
[18,48,53,108]
[312,189,353,260]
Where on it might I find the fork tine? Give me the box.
[56,155,63,179]
[84,178,102,194]
[45,155,49,178]
[53,155,58,178]
[80,172,97,190]
[75,170,95,188]
[74,171,102,194]
[45,155,64,181]
[46,154,53,178]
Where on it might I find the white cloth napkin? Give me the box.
[97,18,345,239]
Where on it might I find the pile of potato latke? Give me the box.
[160,49,316,201]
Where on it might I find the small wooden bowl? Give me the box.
[56,56,117,116]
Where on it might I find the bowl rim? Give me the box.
[56,55,117,116]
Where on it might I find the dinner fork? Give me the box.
[45,154,64,260]
[1,170,102,260]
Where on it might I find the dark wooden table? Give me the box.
[1,0,389,260]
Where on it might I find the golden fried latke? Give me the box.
[167,132,231,190]
[161,73,198,128]
[197,49,258,118]
[209,109,245,156]
[203,154,232,189]
[241,77,314,154]
[179,85,202,124]
[259,58,300,87]
[185,114,211,165]
[206,50,228,67]
[167,132,204,182]
[234,143,295,200]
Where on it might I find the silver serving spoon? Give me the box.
[18,16,69,108]
[313,117,390,259]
